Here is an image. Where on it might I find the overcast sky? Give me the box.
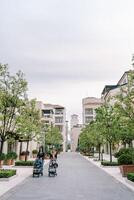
[0,0,134,123]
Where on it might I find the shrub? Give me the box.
[114,148,134,158]
[0,153,5,160]
[101,161,119,166]
[127,173,134,182]
[0,169,16,178]
[118,154,133,165]
[32,149,38,154]
[5,152,13,160]
[10,152,17,159]
[15,161,34,166]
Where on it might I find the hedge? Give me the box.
[114,148,134,158]
[0,169,16,178]
[118,154,133,165]
[15,161,34,166]
[127,173,134,182]
[101,161,119,166]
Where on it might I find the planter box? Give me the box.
[19,155,29,161]
[6,159,12,165]
[32,154,37,158]
[120,165,134,177]
[0,160,4,168]
[0,174,17,181]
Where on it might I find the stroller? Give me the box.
[48,159,58,177]
[33,157,44,177]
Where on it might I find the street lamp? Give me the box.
[0,136,2,152]
[65,121,68,152]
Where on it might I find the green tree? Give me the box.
[16,99,41,160]
[96,104,119,162]
[79,124,94,154]
[89,121,104,160]
[79,121,104,159]
[0,64,27,153]
[45,126,63,151]
[114,70,134,147]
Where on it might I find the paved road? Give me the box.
[1,153,134,200]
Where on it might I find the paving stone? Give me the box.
[1,152,134,200]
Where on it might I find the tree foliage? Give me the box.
[0,64,27,153]
[114,70,134,146]
[45,126,63,148]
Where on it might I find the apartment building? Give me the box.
[101,70,134,152]
[37,101,66,151]
[82,97,102,125]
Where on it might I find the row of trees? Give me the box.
[79,70,134,162]
[0,64,63,154]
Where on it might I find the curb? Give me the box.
[82,155,134,192]
[0,175,18,182]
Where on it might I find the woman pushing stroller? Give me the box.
[48,150,58,177]
[33,147,45,177]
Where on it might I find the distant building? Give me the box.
[82,97,102,125]
[70,114,83,152]
[70,114,79,129]
[70,124,83,152]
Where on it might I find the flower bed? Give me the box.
[101,161,119,166]
[0,169,16,178]
[15,161,34,166]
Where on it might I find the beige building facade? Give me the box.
[70,114,82,152]
[82,97,102,125]
[101,70,134,152]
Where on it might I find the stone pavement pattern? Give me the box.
[1,152,134,200]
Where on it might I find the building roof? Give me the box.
[101,85,118,95]
[82,97,102,105]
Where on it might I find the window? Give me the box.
[55,109,63,115]
[55,117,63,123]
[85,108,93,115]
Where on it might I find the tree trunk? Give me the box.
[19,141,22,156]
[98,144,101,160]
[109,142,112,163]
[92,147,94,157]
[0,140,4,153]
[25,140,29,161]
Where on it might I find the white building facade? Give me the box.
[36,101,66,151]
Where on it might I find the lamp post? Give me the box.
[0,136,2,153]
[65,121,68,152]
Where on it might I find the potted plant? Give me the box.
[20,151,29,161]
[32,149,38,158]
[5,152,12,165]
[0,153,5,168]
[10,152,17,165]
[118,153,134,177]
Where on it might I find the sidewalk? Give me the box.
[0,159,49,197]
[83,154,134,192]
